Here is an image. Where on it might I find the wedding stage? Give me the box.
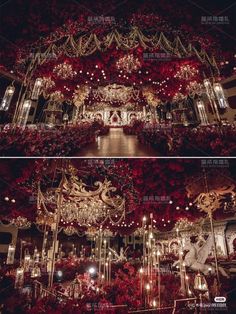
[0,0,235,157]
[0,1,236,314]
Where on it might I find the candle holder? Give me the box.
[15,267,24,290]
[6,243,15,265]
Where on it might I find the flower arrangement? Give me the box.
[138,124,236,156]
[0,122,105,156]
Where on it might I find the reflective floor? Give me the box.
[77,128,158,157]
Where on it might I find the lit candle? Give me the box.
[15,267,24,290]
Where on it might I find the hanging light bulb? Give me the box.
[31,78,42,100]
[0,84,15,111]
[213,83,228,109]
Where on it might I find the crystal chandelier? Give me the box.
[37,169,126,227]
[53,62,77,79]
[175,65,198,80]
[116,54,141,73]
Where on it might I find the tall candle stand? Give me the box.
[142,216,147,267]
[157,250,161,308]
[48,171,65,289]
[98,228,103,282]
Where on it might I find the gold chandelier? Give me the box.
[37,169,126,227]
[116,54,141,73]
[175,65,198,80]
[53,62,77,79]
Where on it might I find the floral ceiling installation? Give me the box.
[1,159,235,234]
[11,17,224,103]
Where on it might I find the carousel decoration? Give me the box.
[53,62,77,79]
[0,83,15,111]
[192,171,234,286]
[116,53,141,73]
[175,64,199,80]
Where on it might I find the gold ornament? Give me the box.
[175,65,198,80]
[116,53,141,73]
[53,62,77,79]
[37,167,126,227]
